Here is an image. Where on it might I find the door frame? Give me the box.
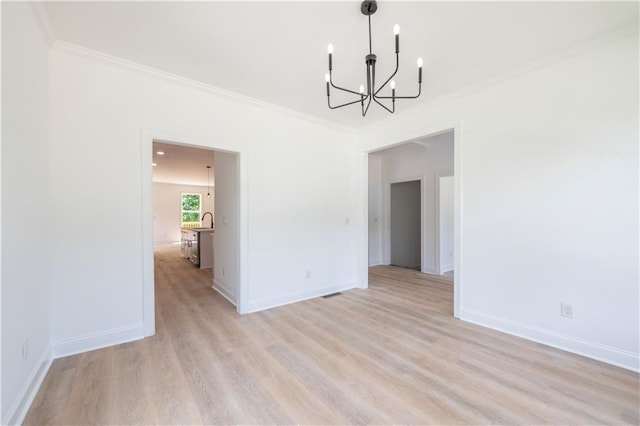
[435,172,454,275]
[140,129,248,337]
[385,176,424,270]
[359,120,462,318]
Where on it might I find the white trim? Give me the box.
[441,264,454,273]
[360,23,639,135]
[461,309,639,373]
[212,279,237,307]
[360,120,463,319]
[141,130,248,318]
[384,175,424,268]
[452,123,463,319]
[366,155,384,275]
[435,172,454,275]
[358,151,370,289]
[45,23,637,138]
[53,41,355,135]
[247,282,357,314]
[141,130,156,336]
[52,323,144,359]
[3,347,52,426]
[0,4,3,420]
[236,151,249,313]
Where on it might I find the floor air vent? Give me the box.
[322,292,342,299]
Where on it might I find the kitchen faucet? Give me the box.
[201,211,214,228]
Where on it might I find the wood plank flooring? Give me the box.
[25,245,639,424]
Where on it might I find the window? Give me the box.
[181,193,201,227]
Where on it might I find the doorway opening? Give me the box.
[365,126,459,316]
[141,134,245,337]
[390,180,422,270]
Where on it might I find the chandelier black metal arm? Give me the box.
[324,0,423,117]
[376,78,422,99]
[374,52,399,97]
[328,73,362,97]
[326,71,364,109]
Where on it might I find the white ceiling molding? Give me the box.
[42,2,637,129]
[43,1,639,129]
[360,22,640,135]
[52,40,356,136]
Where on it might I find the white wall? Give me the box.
[1,3,52,423]
[153,182,215,244]
[213,151,239,304]
[48,43,359,355]
[370,133,454,274]
[359,30,639,370]
[368,156,383,266]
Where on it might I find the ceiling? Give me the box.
[42,1,638,129]
[152,141,215,187]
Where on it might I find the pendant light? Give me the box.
[206,165,211,198]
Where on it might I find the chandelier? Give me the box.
[325,0,423,117]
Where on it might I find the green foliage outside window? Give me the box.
[182,194,200,211]
[182,212,199,222]
[181,193,201,227]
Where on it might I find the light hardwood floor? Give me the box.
[25,245,639,424]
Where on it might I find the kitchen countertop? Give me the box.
[182,227,215,232]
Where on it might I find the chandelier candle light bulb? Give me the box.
[394,24,400,53]
[324,0,423,117]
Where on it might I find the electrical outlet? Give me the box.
[561,303,573,319]
[345,217,350,225]
[22,338,29,360]
[306,270,311,279]
[222,267,225,276]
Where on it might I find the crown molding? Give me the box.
[29,2,56,47]
[43,19,639,137]
[52,40,356,135]
[359,22,639,135]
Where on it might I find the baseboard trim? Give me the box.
[3,347,52,426]
[369,259,383,267]
[213,279,237,306]
[461,309,639,372]
[52,323,145,359]
[247,282,357,313]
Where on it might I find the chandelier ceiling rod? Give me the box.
[324,0,423,117]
